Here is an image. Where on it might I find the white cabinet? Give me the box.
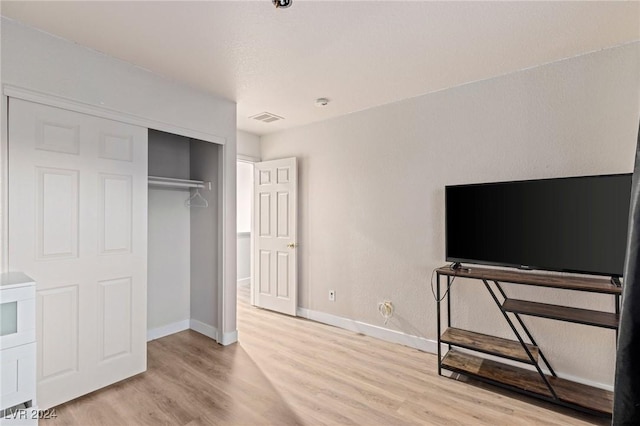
[1,273,37,425]
[0,276,35,351]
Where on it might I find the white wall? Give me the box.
[1,18,235,142]
[237,162,253,233]
[236,129,257,285]
[237,130,260,160]
[1,18,238,342]
[261,42,640,387]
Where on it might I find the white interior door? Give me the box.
[253,158,297,316]
[8,98,148,409]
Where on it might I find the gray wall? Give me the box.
[148,189,191,331]
[190,140,220,329]
[147,131,192,334]
[261,42,640,388]
[147,131,220,336]
[237,233,251,282]
[148,130,191,179]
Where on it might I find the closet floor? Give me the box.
[41,285,606,425]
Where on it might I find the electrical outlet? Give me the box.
[378,300,394,324]
[329,290,336,301]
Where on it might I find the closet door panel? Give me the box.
[8,98,148,409]
[36,115,80,155]
[35,167,79,260]
[37,285,79,381]
[97,277,132,362]
[99,133,133,162]
[98,173,133,254]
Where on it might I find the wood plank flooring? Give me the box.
[42,286,608,425]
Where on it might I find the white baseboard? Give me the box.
[296,307,613,392]
[219,330,238,346]
[147,320,190,341]
[188,319,238,346]
[189,319,218,340]
[147,319,238,347]
[297,307,438,353]
[556,372,613,392]
[237,277,250,287]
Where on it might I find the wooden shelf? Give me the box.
[502,299,619,329]
[436,266,621,295]
[441,328,538,364]
[435,264,618,416]
[441,350,613,416]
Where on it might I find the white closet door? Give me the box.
[8,98,148,409]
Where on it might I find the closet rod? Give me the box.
[148,176,209,189]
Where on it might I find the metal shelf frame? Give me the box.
[435,265,620,417]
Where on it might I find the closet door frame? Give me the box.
[1,85,237,346]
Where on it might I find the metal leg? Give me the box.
[615,294,620,343]
[492,281,557,377]
[447,275,452,350]
[437,272,442,376]
[513,312,557,377]
[483,279,559,400]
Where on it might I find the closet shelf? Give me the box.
[148,176,208,189]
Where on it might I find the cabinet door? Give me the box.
[0,343,36,411]
[8,98,148,409]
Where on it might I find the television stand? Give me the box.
[449,262,471,273]
[435,265,621,417]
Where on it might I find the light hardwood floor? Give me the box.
[42,286,608,425]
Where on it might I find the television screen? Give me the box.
[445,173,632,277]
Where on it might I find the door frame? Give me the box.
[1,85,238,345]
[237,155,260,307]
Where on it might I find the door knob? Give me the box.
[287,243,297,249]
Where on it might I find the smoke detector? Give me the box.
[315,98,330,107]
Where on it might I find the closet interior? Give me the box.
[147,129,220,341]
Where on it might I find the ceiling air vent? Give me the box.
[250,112,284,123]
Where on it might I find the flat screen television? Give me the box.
[445,173,632,278]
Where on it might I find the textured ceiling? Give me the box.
[2,1,639,135]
